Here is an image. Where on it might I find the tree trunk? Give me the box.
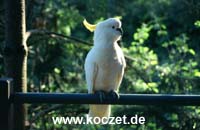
[4,0,28,130]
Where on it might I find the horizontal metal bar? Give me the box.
[11,92,200,106]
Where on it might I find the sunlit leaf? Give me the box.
[54,68,61,74]
[194,70,200,77]
[188,49,195,55]
[194,20,200,28]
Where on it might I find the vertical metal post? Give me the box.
[0,78,13,130]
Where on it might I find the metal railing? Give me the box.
[1,78,200,130]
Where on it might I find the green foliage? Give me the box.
[123,23,159,93]
[44,0,83,35]
[1,0,200,130]
[194,20,200,28]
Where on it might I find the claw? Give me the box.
[108,90,120,100]
[95,90,106,103]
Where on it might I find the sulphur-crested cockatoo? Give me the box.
[83,18,126,118]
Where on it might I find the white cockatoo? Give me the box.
[83,18,126,118]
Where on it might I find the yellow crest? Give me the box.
[83,19,96,32]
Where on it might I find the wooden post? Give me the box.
[4,0,28,130]
[0,78,13,130]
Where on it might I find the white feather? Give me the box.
[84,18,126,118]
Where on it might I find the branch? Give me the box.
[26,29,92,45]
[26,29,136,62]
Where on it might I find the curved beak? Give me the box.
[116,28,123,35]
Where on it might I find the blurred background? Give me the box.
[1,0,200,129]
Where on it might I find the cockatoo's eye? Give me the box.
[112,26,115,29]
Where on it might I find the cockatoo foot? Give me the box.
[108,90,119,100]
[95,90,106,103]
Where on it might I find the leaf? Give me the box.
[114,16,122,20]
[54,68,61,74]
[150,60,158,65]
[194,71,200,77]
[194,20,200,28]
[188,49,195,55]
[147,82,157,88]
